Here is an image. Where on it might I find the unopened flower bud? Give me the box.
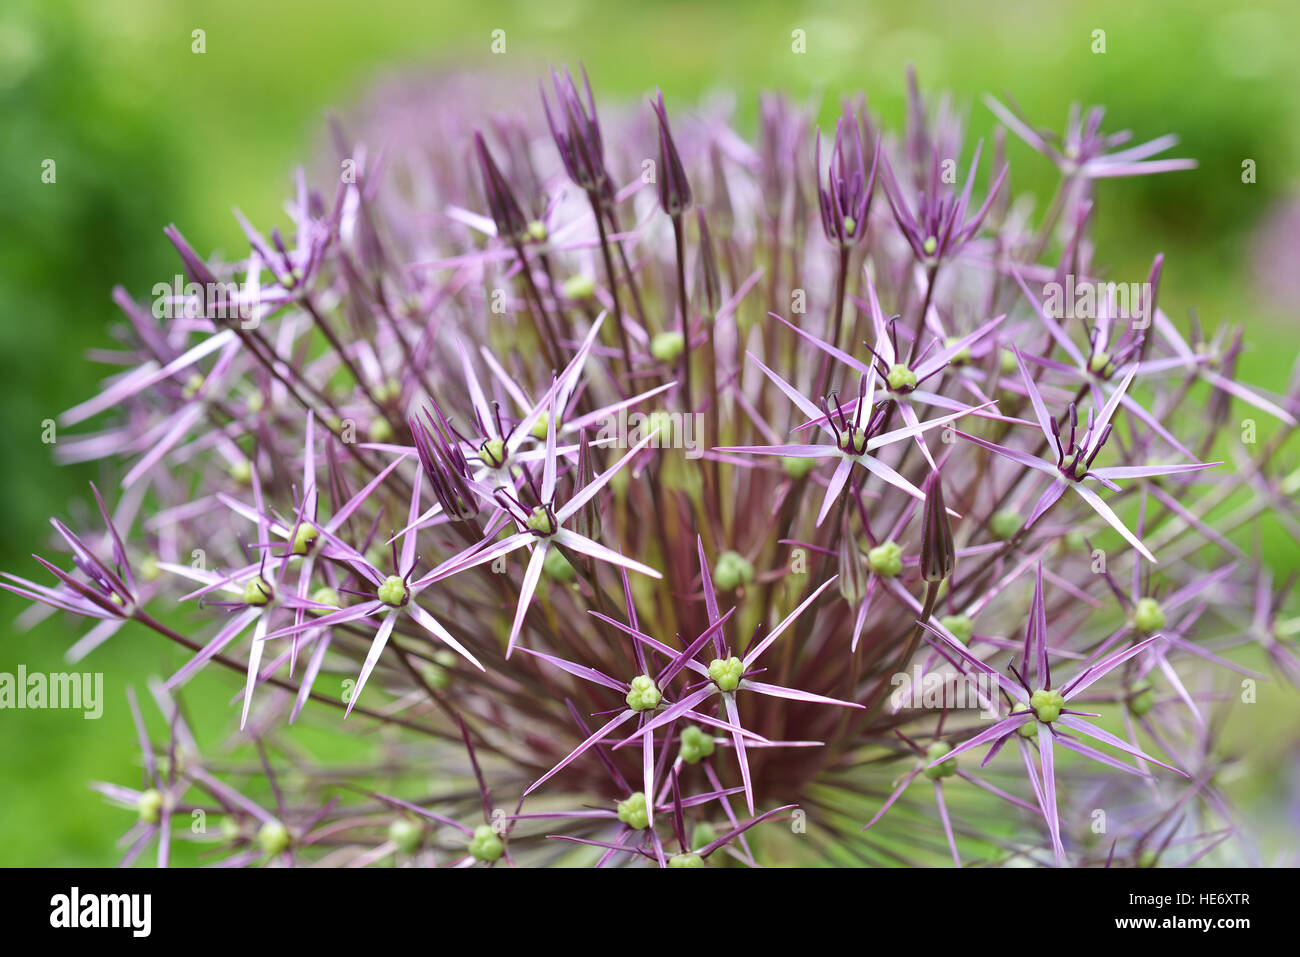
[920,471,955,582]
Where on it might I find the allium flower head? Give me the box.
[11,64,1297,869]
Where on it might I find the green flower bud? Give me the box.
[668,852,705,868]
[310,586,341,612]
[388,818,424,854]
[542,546,576,582]
[242,577,272,606]
[469,823,505,862]
[1088,352,1115,378]
[369,418,394,443]
[1017,719,1039,738]
[782,456,818,479]
[944,336,972,365]
[887,363,918,392]
[527,219,548,243]
[651,331,686,363]
[1128,681,1156,717]
[1133,597,1166,634]
[136,788,164,824]
[229,460,253,485]
[140,555,161,582]
[373,378,402,403]
[923,741,957,780]
[990,509,1023,541]
[999,349,1018,375]
[530,411,560,441]
[420,651,459,692]
[867,540,903,578]
[219,816,241,842]
[842,215,857,237]
[616,792,650,830]
[258,819,292,856]
[377,574,408,607]
[625,674,661,712]
[562,274,596,300]
[712,550,754,591]
[679,724,716,764]
[1029,688,1065,723]
[708,656,744,692]
[940,614,975,645]
[922,235,938,256]
[691,821,718,851]
[1137,848,1158,868]
[183,373,206,399]
[291,521,319,556]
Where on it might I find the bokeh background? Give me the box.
[2,0,1297,864]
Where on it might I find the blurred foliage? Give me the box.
[1,0,1296,864]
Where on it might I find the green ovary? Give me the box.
[136,789,163,824]
[1133,597,1166,633]
[258,820,291,855]
[940,614,974,644]
[527,506,557,536]
[469,823,505,862]
[625,675,661,712]
[616,792,650,830]
[990,509,1022,540]
[1030,688,1065,723]
[242,577,272,606]
[782,456,818,479]
[713,550,754,590]
[530,411,560,441]
[887,363,918,392]
[678,724,715,764]
[867,540,903,578]
[708,656,744,692]
[478,437,506,468]
[651,331,686,362]
[291,521,319,556]
[388,819,423,853]
[923,741,957,780]
[668,852,705,868]
[377,575,408,607]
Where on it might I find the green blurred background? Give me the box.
[2,0,1297,865]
